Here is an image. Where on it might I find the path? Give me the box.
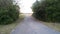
[11,14,60,34]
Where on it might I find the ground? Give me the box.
[10,14,60,34]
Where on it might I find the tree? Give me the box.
[0,0,13,7]
[32,0,46,21]
[0,0,20,25]
[32,0,60,22]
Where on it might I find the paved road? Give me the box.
[11,16,60,34]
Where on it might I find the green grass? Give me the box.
[0,14,24,34]
[42,22,60,32]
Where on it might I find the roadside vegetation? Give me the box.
[32,0,60,32]
[32,0,60,22]
[0,0,25,34]
[0,0,19,25]
[0,14,24,34]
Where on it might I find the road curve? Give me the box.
[11,16,60,34]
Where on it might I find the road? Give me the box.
[11,15,60,34]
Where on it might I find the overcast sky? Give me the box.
[16,0,36,13]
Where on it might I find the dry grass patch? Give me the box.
[42,22,60,32]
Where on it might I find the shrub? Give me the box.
[32,0,46,21]
[32,0,60,22]
[0,0,20,25]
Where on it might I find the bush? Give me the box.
[0,0,20,25]
[32,0,60,22]
[32,0,46,21]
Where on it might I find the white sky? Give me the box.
[17,0,36,13]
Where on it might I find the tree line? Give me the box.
[0,0,60,25]
[32,0,60,23]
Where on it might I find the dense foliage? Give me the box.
[0,0,20,25]
[32,0,60,22]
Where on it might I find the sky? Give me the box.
[16,0,36,13]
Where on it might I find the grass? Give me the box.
[42,22,60,32]
[33,16,60,32]
[0,14,24,34]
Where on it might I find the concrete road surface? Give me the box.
[11,15,60,34]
